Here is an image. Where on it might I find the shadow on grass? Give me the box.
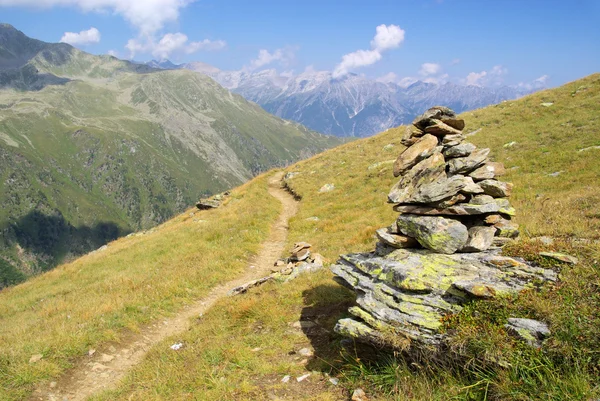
[299,282,355,372]
[1,209,130,288]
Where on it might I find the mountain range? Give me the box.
[0,23,342,286]
[147,60,535,137]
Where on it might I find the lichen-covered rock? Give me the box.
[493,218,520,238]
[376,228,419,249]
[461,226,496,252]
[424,120,463,137]
[469,162,506,181]
[539,252,578,265]
[479,179,514,197]
[441,118,465,130]
[412,106,456,130]
[393,198,516,216]
[330,249,557,348]
[444,142,476,158]
[396,214,468,254]
[388,152,446,203]
[505,318,551,347]
[393,134,439,177]
[447,148,490,175]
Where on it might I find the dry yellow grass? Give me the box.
[94,74,599,400]
[0,173,281,401]
[3,74,600,400]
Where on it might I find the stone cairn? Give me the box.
[330,106,557,349]
[228,242,324,296]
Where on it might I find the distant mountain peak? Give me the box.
[182,66,535,137]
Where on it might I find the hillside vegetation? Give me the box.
[0,74,598,400]
[0,24,342,284]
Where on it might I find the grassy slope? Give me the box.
[90,74,599,400]
[0,44,342,282]
[0,174,281,400]
[1,74,598,400]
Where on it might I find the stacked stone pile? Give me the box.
[229,242,324,296]
[330,107,557,350]
[383,106,519,254]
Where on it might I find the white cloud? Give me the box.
[250,49,284,69]
[397,76,418,88]
[126,32,225,59]
[60,27,100,46]
[0,0,192,37]
[107,49,118,57]
[247,47,296,71]
[516,74,550,91]
[533,74,549,85]
[152,33,225,59]
[370,24,405,51]
[423,73,449,85]
[465,65,508,87]
[376,72,398,83]
[333,24,405,78]
[333,49,381,77]
[450,58,461,65]
[419,62,441,76]
[465,71,487,86]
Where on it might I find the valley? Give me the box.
[0,24,342,285]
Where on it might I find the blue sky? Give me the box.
[1,0,599,88]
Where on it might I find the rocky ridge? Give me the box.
[330,107,557,349]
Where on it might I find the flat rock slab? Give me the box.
[447,148,490,175]
[412,106,456,130]
[388,152,446,204]
[393,199,516,217]
[331,249,557,348]
[393,134,439,177]
[505,318,551,347]
[539,252,578,265]
[469,162,506,181]
[196,199,220,210]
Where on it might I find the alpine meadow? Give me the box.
[0,3,599,401]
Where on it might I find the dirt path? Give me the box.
[30,172,298,401]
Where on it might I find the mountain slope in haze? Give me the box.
[0,73,598,401]
[148,60,534,137]
[0,24,343,286]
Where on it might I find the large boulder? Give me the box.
[396,214,468,254]
[330,249,557,347]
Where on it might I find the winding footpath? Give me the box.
[30,172,299,401]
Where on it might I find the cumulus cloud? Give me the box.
[126,33,226,59]
[60,27,100,46]
[516,74,550,91]
[0,0,192,37]
[397,76,419,88]
[333,24,405,78]
[107,49,119,57]
[423,73,449,85]
[465,65,508,87]
[376,72,398,83]
[419,62,441,76]
[246,47,296,71]
[370,24,405,51]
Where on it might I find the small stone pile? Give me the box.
[331,107,557,349]
[384,106,519,254]
[229,242,324,296]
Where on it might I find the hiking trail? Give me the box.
[30,172,298,401]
